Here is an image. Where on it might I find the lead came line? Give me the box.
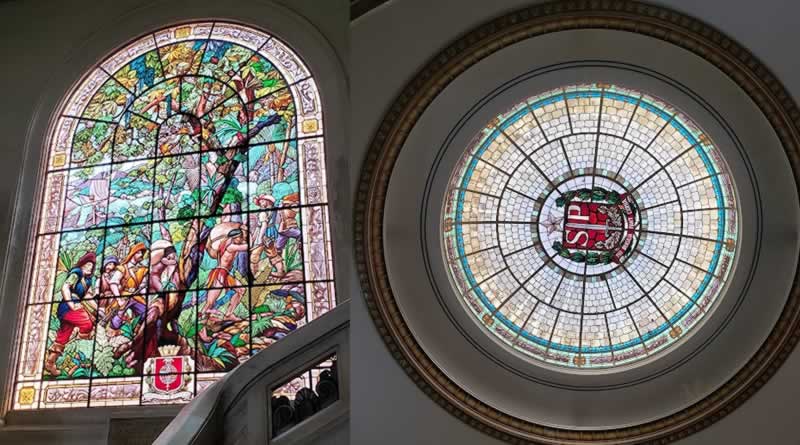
[629,141,701,195]
[47,134,319,176]
[453,187,502,200]
[507,186,541,203]
[604,313,616,362]
[476,156,512,177]
[455,244,499,260]
[676,257,719,278]
[195,23,215,77]
[528,100,550,143]
[626,306,649,354]
[664,278,706,313]
[514,299,541,345]
[458,220,533,225]
[152,32,167,81]
[579,263,588,352]
[590,89,605,190]
[605,277,618,309]
[505,242,537,257]
[563,90,574,134]
[496,127,563,195]
[639,228,721,244]
[613,142,635,181]
[640,199,679,213]
[676,171,723,189]
[463,266,509,295]
[492,258,552,316]
[622,265,675,333]
[546,272,565,305]
[634,247,670,269]
[99,66,136,97]
[644,114,676,151]
[559,139,574,177]
[622,94,643,139]
[130,110,162,126]
[545,309,562,355]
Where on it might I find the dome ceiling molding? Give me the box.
[355,1,800,444]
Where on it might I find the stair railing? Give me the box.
[154,300,349,445]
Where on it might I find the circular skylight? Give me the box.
[442,83,738,369]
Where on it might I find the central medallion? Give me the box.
[557,186,638,263]
[537,176,641,276]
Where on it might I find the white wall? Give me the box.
[349,1,800,444]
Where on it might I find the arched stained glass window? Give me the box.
[443,84,737,369]
[13,21,336,409]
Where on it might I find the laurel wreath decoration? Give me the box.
[555,187,621,207]
[553,187,627,264]
[552,241,616,265]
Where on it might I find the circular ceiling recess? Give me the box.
[356,1,800,444]
[442,83,738,370]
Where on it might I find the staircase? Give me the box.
[0,301,349,445]
[155,300,349,445]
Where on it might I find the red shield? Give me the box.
[153,357,184,393]
[562,202,617,250]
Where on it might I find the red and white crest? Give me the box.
[152,357,184,393]
[142,353,194,404]
[562,201,617,250]
[557,190,640,264]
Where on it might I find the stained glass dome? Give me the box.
[442,83,738,369]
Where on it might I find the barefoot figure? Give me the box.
[252,193,302,279]
[201,225,248,320]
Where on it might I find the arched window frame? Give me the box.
[0,2,349,419]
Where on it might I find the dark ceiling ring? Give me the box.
[354,1,800,443]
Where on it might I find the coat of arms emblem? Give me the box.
[551,187,640,265]
[142,345,194,404]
